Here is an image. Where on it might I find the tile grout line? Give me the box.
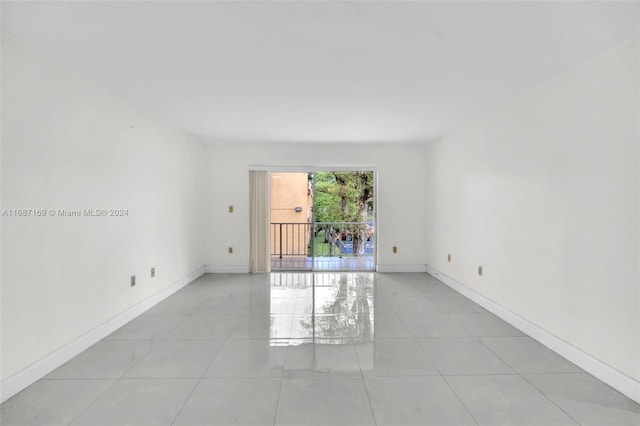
[353,337,378,426]
[31,284,211,425]
[439,375,481,426]
[519,374,582,425]
[64,311,193,425]
[424,276,581,425]
[271,329,288,426]
[477,336,582,425]
[63,341,163,424]
[411,327,481,426]
[168,288,245,426]
[63,378,118,426]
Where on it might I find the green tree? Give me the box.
[313,171,374,256]
[313,172,343,222]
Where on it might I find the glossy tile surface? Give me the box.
[205,339,287,378]
[365,376,476,425]
[124,339,224,379]
[275,377,375,425]
[174,378,281,426]
[525,373,640,426]
[482,336,584,374]
[2,272,638,426]
[356,338,438,377]
[445,374,579,425]
[70,379,197,426]
[45,340,154,379]
[417,337,515,375]
[0,380,115,426]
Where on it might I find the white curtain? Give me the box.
[249,171,271,273]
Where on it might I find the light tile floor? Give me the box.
[2,272,640,425]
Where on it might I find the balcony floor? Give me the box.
[271,255,375,271]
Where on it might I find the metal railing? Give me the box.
[271,222,313,257]
[271,222,375,258]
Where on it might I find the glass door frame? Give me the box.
[255,165,380,272]
[256,165,377,272]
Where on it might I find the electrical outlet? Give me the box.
[228,205,234,213]
[478,265,483,276]
[130,275,136,287]
[228,246,233,254]
[392,246,397,253]
[447,254,452,262]
[151,267,155,278]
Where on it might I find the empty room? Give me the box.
[1,1,639,425]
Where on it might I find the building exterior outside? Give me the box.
[270,173,313,257]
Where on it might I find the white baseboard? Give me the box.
[376,264,428,273]
[426,265,640,405]
[0,265,205,404]
[205,265,250,273]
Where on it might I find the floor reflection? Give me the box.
[269,273,375,345]
[269,273,375,375]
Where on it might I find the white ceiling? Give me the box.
[2,1,639,143]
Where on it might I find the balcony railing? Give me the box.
[271,222,375,258]
[271,222,313,258]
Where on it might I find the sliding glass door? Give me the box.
[270,170,375,272]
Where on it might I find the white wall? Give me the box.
[424,39,640,385]
[203,143,428,272]
[1,37,206,387]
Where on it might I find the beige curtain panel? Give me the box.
[249,170,271,273]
